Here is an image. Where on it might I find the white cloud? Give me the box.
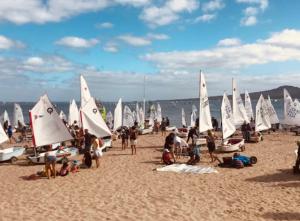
[55,36,99,48]
[194,14,216,23]
[24,57,44,66]
[118,35,151,46]
[0,0,150,25]
[140,0,199,27]
[264,29,300,48]
[147,33,169,40]
[202,0,225,12]
[103,42,119,53]
[142,29,300,71]
[96,22,114,29]
[0,35,25,49]
[236,0,268,10]
[217,38,241,47]
[241,15,257,26]
[237,0,268,26]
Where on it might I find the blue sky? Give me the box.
[0,0,300,102]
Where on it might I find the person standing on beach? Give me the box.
[84,129,92,152]
[160,117,167,137]
[91,135,103,168]
[206,130,221,163]
[187,126,199,145]
[45,145,57,179]
[7,125,13,143]
[129,126,138,155]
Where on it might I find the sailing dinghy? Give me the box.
[28,94,78,164]
[218,93,245,152]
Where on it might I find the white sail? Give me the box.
[123,105,134,128]
[199,72,213,133]
[30,94,73,147]
[106,111,113,129]
[190,110,196,127]
[0,110,11,126]
[135,103,140,124]
[182,108,186,127]
[0,124,8,144]
[132,110,137,123]
[295,99,300,109]
[113,98,122,131]
[149,104,156,126]
[266,96,279,124]
[192,104,197,113]
[13,103,25,128]
[232,79,249,127]
[255,94,271,131]
[245,90,254,121]
[81,97,112,137]
[139,107,145,129]
[221,93,236,139]
[156,103,162,123]
[59,111,67,121]
[284,89,300,125]
[68,99,80,126]
[80,75,92,108]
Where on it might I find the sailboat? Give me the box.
[176,108,189,138]
[284,88,300,126]
[68,99,80,126]
[218,92,245,152]
[13,103,25,128]
[0,110,11,126]
[245,90,254,121]
[106,111,113,130]
[123,105,135,128]
[113,98,122,131]
[0,122,25,163]
[255,94,271,132]
[232,79,249,127]
[28,94,78,164]
[266,95,279,125]
[79,75,112,148]
[59,110,67,121]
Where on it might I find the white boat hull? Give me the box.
[218,138,245,152]
[166,126,176,131]
[28,147,78,164]
[176,128,189,138]
[0,147,25,162]
[139,127,153,135]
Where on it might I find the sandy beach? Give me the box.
[0,131,299,221]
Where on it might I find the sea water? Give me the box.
[0,98,284,128]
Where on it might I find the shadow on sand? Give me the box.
[245,169,299,183]
[261,212,300,220]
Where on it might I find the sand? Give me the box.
[0,131,299,221]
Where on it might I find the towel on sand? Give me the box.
[156,164,218,174]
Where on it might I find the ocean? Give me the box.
[0,98,284,127]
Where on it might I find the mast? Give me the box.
[199,70,201,134]
[143,75,146,120]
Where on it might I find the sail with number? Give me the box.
[245,90,254,121]
[199,72,213,133]
[123,105,134,128]
[221,93,236,139]
[30,94,73,147]
[284,89,300,125]
[113,98,122,131]
[80,75,92,108]
[81,98,112,137]
[255,95,271,131]
[13,103,25,128]
[266,96,279,124]
[232,79,249,127]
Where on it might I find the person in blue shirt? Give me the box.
[7,125,13,144]
[233,153,257,166]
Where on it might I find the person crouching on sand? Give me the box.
[164,133,176,163]
[129,126,138,155]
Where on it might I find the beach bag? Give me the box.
[233,159,244,169]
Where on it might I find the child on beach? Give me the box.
[129,126,138,155]
[44,145,57,179]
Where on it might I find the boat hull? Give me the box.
[0,147,25,162]
[218,138,245,152]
